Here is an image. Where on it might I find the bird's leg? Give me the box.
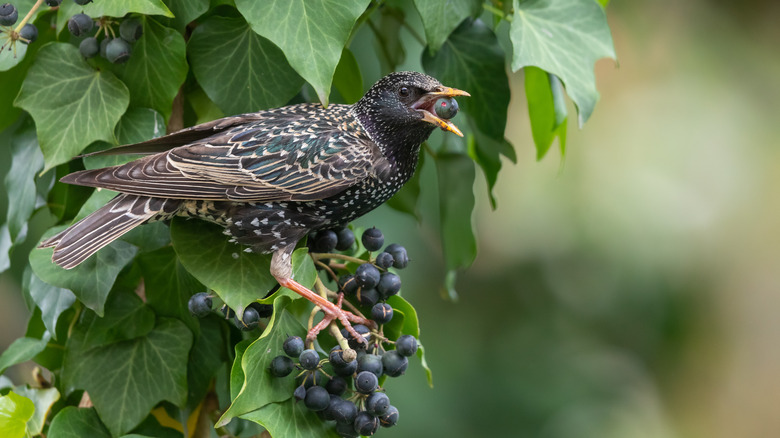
[271,247,374,343]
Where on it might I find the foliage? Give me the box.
[0,0,615,437]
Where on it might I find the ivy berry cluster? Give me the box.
[188,291,275,331]
[73,14,142,64]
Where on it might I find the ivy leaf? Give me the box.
[234,0,370,106]
[15,43,130,172]
[372,5,406,73]
[170,218,316,315]
[29,226,138,317]
[5,122,43,242]
[423,19,513,204]
[240,398,340,438]
[57,0,174,33]
[23,268,76,338]
[138,246,204,335]
[0,391,35,438]
[384,295,432,386]
[78,289,156,350]
[510,0,616,124]
[187,15,304,115]
[185,316,227,410]
[62,318,192,436]
[525,66,568,159]
[164,0,209,30]
[332,48,363,104]
[217,297,304,427]
[12,386,60,436]
[83,107,167,169]
[47,407,111,438]
[436,152,476,272]
[413,0,480,53]
[0,335,50,376]
[119,18,188,120]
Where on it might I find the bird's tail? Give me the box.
[39,194,180,269]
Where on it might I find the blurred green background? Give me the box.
[3,0,780,437]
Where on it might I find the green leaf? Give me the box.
[83,107,167,169]
[510,0,616,124]
[413,0,480,53]
[12,386,60,436]
[15,43,130,172]
[57,0,174,33]
[423,19,513,203]
[524,66,569,160]
[385,295,433,387]
[78,289,156,350]
[0,335,50,376]
[436,152,476,272]
[372,5,406,73]
[235,0,370,105]
[23,267,77,338]
[164,0,209,30]
[137,246,204,334]
[240,398,340,438]
[187,15,304,115]
[119,18,188,120]
[170,218,316,315]
[0,391,34,438]
[30,226,138,317]
[47,407,111,438]
[5,122,44,242]
[0,225,10,273]
[332,48,363,104]
[0,0,47,71]
[63,318,192,436]
[186,316,227,410]
[217,298,304,427]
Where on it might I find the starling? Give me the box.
[39,71,468,337]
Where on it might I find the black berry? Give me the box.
[187,292,212,317]
[377,272,401,298]
[355,263,380,289]
[381,350,408,377]
[220,305,235,319]
[19,24,37,44]
[68,13,93,37]
[332,358,358,377]
[313,229,337,253]
[79,37,99,58]
[385,243,408,269]
[361,227,384,252]
[335,421,359,437]
[299,349,320,370]
[105,38,131,63]
[354,371,378,394]
[358,353,383,377]
[298,370,324,388]
[379,405,399,428]
[374,251,394,269]
[235,306,260,331]
[249,302,273,318]
[357,288,380,307]
[325,375,348,396]
[341,324,371,349]
[282,335,304,358]
[119,18,143,43]
[99,37,109,58]
[0,4,18,27]
[365,391,390,416]
[338,274,358,295]
[330,398,358,424]
[269,355,294,377]
[45,0,62,6]
[335,227,355,251]
[74,0,93,5]
[371,303,393,324]
[304,386,329,411]
[395,334,418,357]
[434,96,459,119]
[353,411,379,436]
[293,384,306,401]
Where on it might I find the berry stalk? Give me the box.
[13,0,44,33]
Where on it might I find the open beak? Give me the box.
[413,87,470,137]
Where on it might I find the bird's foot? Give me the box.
[275,277,375,343]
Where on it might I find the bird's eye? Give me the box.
[398,87,410,97]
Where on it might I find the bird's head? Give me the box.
[353,71,470,150]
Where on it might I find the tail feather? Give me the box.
[39,194,179,269]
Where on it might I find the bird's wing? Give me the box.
[62,105,391,202]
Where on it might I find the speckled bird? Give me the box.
[40,71,468,334]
